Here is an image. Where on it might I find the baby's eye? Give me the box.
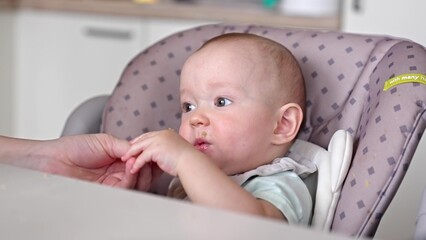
[182,102,195,113]
[215,97,232,107]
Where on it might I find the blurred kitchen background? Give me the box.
[0,1,425,240]
[1,0,424,140]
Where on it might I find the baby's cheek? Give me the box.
[178,127,191,141]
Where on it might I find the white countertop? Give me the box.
[0,163,352,239]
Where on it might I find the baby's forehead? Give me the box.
[184,37,283,81]
[195,42,270,68]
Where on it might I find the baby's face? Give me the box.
[178,44,281,175]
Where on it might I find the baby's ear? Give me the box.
[272,103,303,145]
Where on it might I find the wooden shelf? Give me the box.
[0,0,17,9]
[15,0,340,30]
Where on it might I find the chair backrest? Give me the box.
[101,24,426,238]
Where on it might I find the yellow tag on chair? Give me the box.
[383,73,426,91]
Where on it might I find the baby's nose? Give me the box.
[189,110,210,127]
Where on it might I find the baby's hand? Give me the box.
[121,129,195,176]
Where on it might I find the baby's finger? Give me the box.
[130,152,151,174]
[121,154,132,162]
[121,139,149,161]
[125,158,136,173]
[117,159,138,188]
[129,131,157,144]
[129,134,144,144]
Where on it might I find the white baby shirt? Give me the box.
[168,156,317,225]
[230,156,317,225]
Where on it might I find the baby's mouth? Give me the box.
[194,139,210,152]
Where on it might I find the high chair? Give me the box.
[62,24,426,238]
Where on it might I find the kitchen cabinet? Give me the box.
[13,9,147,139]
[11,9,209,139]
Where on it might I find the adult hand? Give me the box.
[46,134,155,191]
[0,134,154,191]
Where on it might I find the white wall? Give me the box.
[342,0,426,47]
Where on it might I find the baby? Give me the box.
[122,33,316,225]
